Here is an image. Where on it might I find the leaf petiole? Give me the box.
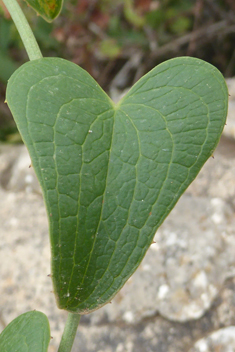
[58,313,81,352]
[2,0,42,61]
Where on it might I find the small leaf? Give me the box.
[23,0,63,22]
[6,57,228,314]
[0,311,50,352]
[98,38,121,59]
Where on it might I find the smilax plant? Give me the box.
[0,0,228,351]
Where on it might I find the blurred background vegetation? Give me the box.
[0,0,235,142]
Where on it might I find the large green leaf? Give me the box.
[0,311,50,351]
[23,0,63,22]
[6,57,228,314]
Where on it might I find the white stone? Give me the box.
[158,285,170,299]
[193,271,208,289]
[190,326,235,352]
[123,311,134,323]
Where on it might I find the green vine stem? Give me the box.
[2,0,42,60]
[58,313,81,352]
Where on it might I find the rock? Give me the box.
[0,144,41,193]
[88,193,235,324]
[189,326,235,352]
[187,135,235,207]
[224,78,235,140]
[0,187,66,352]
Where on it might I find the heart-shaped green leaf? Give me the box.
[0,311,50,351]
[6,57,228,314]
[23,0,63,22]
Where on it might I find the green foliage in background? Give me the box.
[0,17,18,83]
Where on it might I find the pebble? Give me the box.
[189,326,235,352]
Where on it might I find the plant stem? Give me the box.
[2,0,42,60]
[58,313,81,352]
